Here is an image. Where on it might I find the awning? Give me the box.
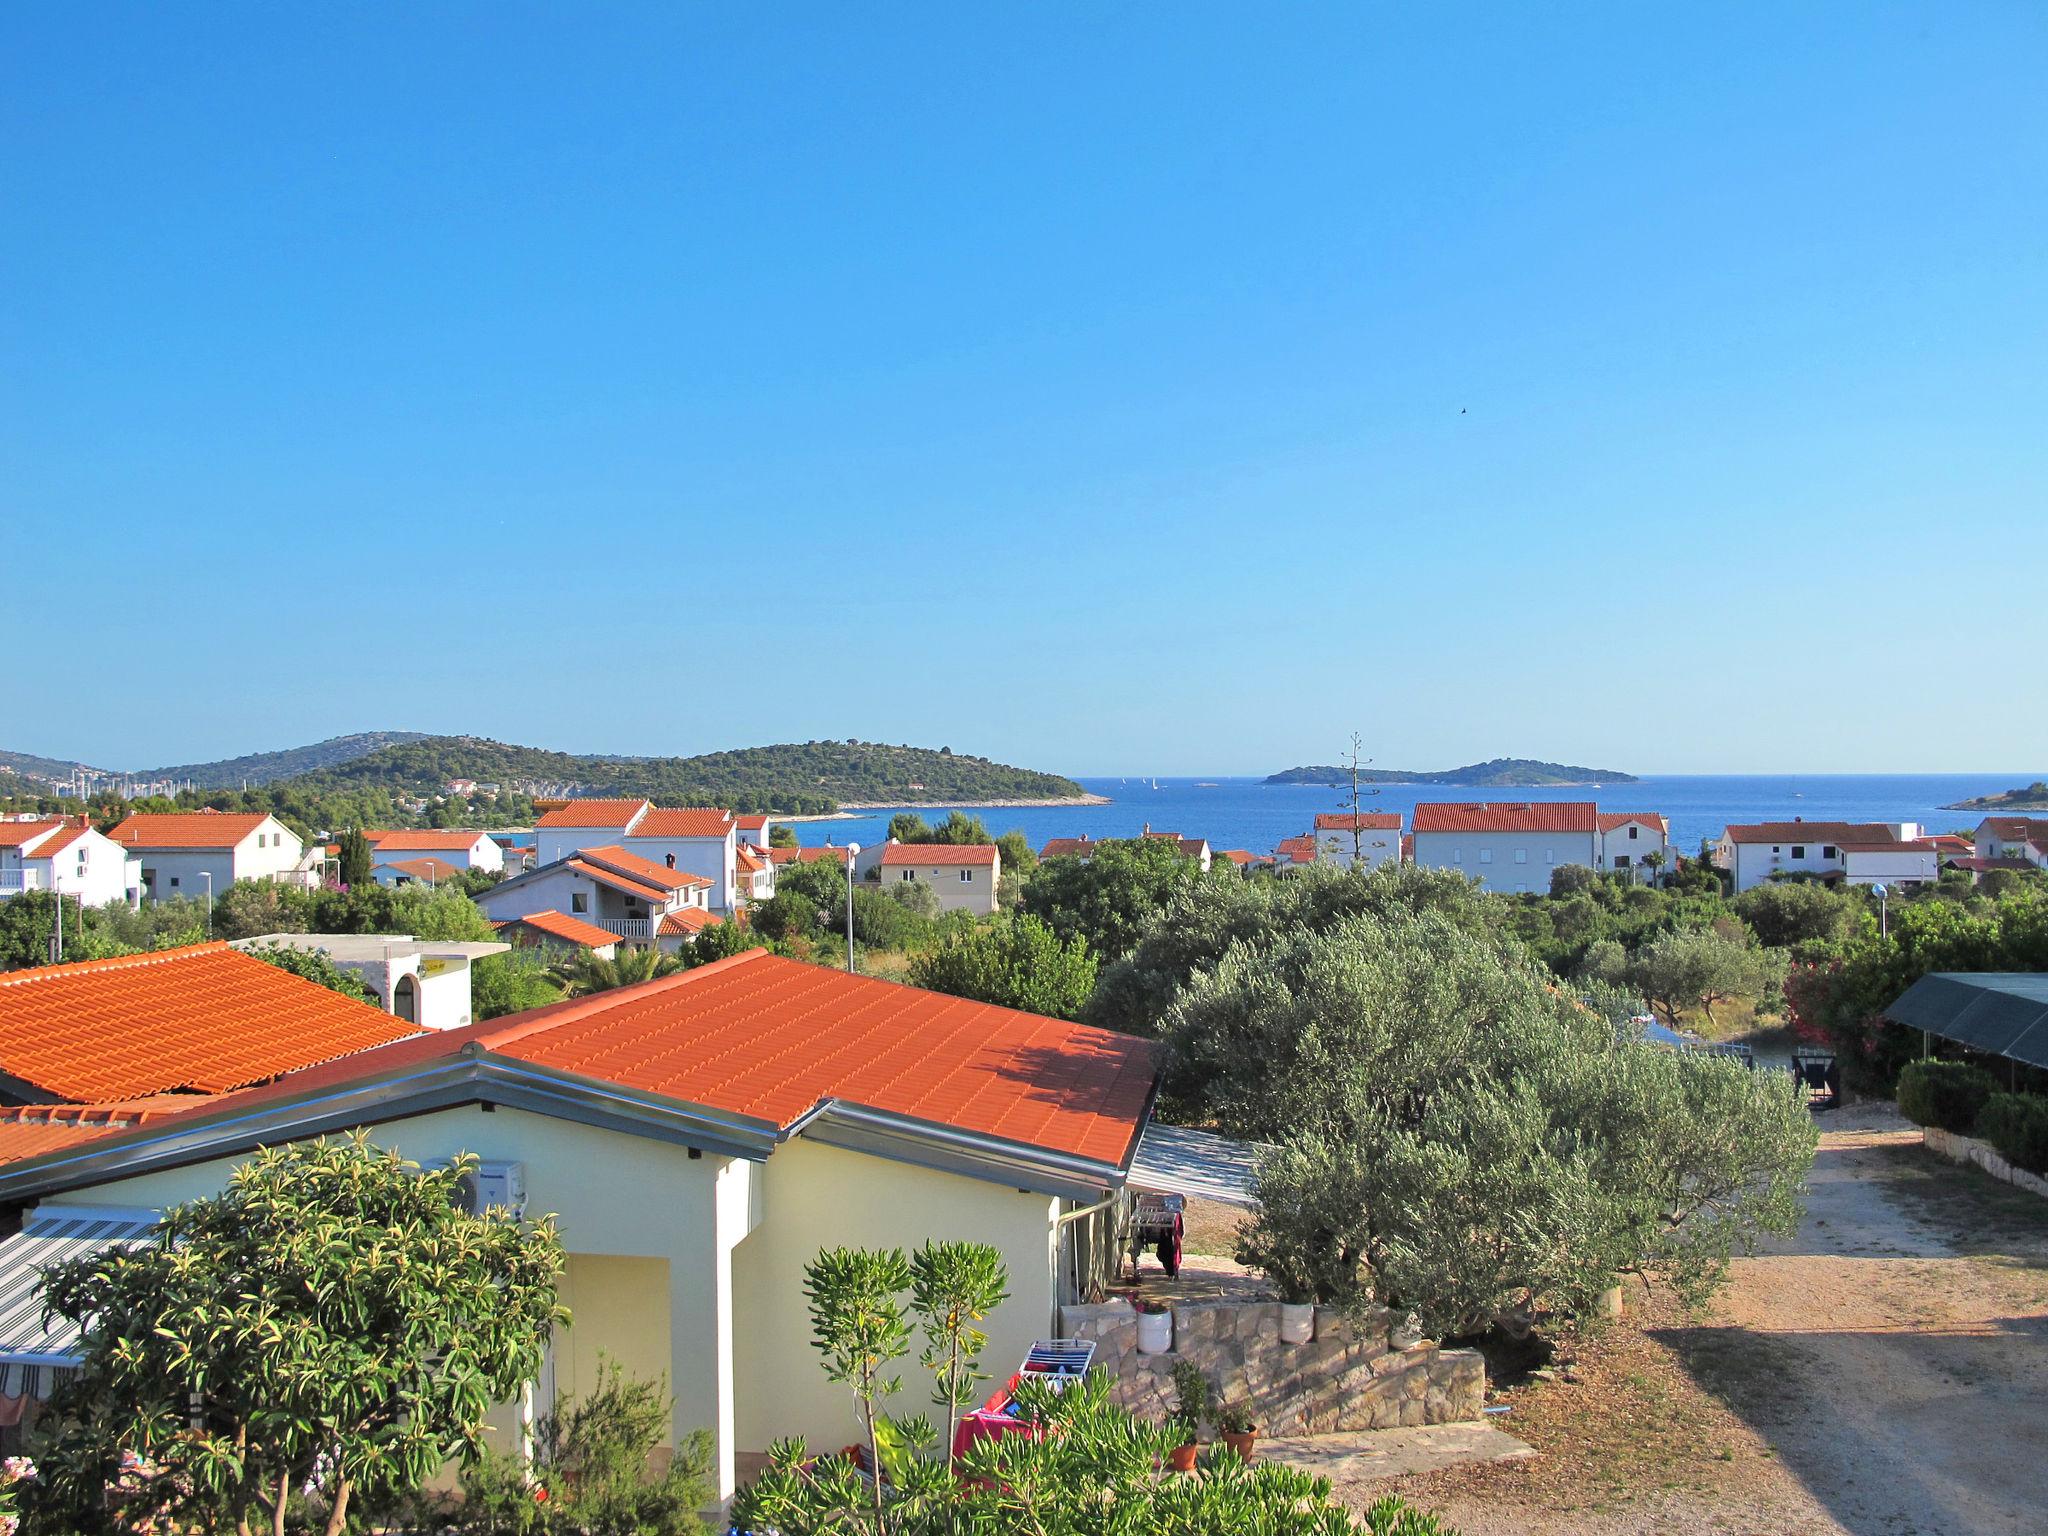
[1885,973,2048,1072]
[0,1206,158,1387]
[1127,1123,1268,1208]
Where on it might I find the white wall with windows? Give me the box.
[1410,831,1599,894]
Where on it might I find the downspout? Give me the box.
[1053,1190,1122,1323]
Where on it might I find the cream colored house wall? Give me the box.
[729,1136,1059,1455]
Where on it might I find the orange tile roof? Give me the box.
[534,799,651,829]
[502,909,620,949]
[28,821,95,859]
[659,908,725,936]
[0,820,65,850]
[1040,836,1099,858]
[365,829,489,851]
[0,942,419,1101]
[577,845,713,891]
[735,815,770,832]
[770,845,849,866]
[108,812,274,849]
[382,856,464,882]
[878,843,999,866]
[561,860,671,903]
[1314,813,1403,831]
[628,808,736,838]
[1274,834,1318,862]
[1596,811,1667,833]
[1721,821,1903,845]
[1981,817,2048,843]
[0,1096,228,1166]
[1217,849,1257,865]
[734,846,766,875]
[1411,802,1600,834]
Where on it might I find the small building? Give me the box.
[476,846,716,945]
[1310,812,1404,871]
[494,909,622,960]
[873,843,1002,915]
[535,801,741,912]
[365,828,506,874]
[107,812,309,902]
[1596,812,1671,879]
[230,932,509,1031]
[0,818,141,908]
[1273,833,1319,870]
[375,856,465,887]
[1410,802,1602,894]
[733,844,775,905]
[1140,829,1213,873]
[1974,818,2048,868]
[1717,820,1938,892]
[657,907,726,955]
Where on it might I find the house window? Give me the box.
[1514,849,1528,864]
[1478,849,1493,864]
[571,892,589,914]
[1822,845,1837,858]
[1628,825,1640,840]
[1791,846,1806,858]
[1545,848,1554,863]
[665,853,677,869]
[959,870,973,882]
[1451,849,1462,864]
[142,867,156,889]
[170,877,180,888]
[1614,854,1631,868]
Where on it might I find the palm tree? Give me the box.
[555,944,685,997]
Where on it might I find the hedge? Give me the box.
[1895,1059,1998,1135]
[1977,1093,2048,1176]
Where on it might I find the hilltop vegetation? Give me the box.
[0,732,429,790]
[1267,756,1638,787]
[1945,779,2048,811]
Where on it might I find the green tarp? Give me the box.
[1885,973,2048,1071]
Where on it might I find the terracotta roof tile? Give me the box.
[365,829,490,851]
[878,843,999,866]
[576,845,713,891]
[1274,834,1318,862]
[502,909,621,948]
[0,943,419,1101]
[1721,821,1904,845]
[534,799,651,829]
[735,815,770,832]
[1040,836,1099,859]
[770,845,849,866]
[381,856,464,882]
[733,846,766,874]
[0,820,66,850]
[108,812,275,849]
[1412,802,1600,834]
[1313,813,1403,831]
[659,908,724,936]
[628,808,736,839]
[1596,812,1668,833]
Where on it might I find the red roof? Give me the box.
[1837,841,1938,854]
[735,815,770,832]
[1946,856,2036,873]
[629,808,736,839]
[1721,821,1904,846]
[0,1095,220,1162]
[0,943,419,1101]
[1313,813,1403,831]
[576,845,712,892]
[770,845,850,866]
[1040,836,1099,858]
[366,829,488,851]
[1597,812,1667,833]
[502,909,620,949]
[382,856,464,882]
[1412,802,1599,834]
[1274,834,1318,862]
[535,799,651,829]
[734,846,766,874]
[879,843,999,866]
[1980,817,2048,845]
[108,812,275,849]
[659,908,724,936]
[0,819,65,850]
[1217,849,1256,866]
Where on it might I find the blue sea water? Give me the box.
[793,774,2032,860]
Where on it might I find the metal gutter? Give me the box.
[794,1100,1127,1203]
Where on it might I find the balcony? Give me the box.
[0,870,42,899]
[594,917,654,941]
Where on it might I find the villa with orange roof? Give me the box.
[1310,811,1404,872]
[0,945,1167,1503]
[0,816,140,907]
[535,799,742,910]
[475,844,718,945]
[866,841,1003,915]
[1716,819,1938,892]
[365,827,505,875]
[107,810,311,901]
[1411,802,1673,893]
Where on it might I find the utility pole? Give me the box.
[1341,733,1381,867]
[844,843,861,973]
[50,887,63,966]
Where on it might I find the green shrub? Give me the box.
[1895,1060,1998,1134]
[1977,1093,2048,1175]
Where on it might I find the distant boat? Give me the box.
[1195,781,1219,788]
[1151,778,1161,790]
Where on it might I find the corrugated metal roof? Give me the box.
[1885,973,2048,1071]
[0,1206,158,1373]
[1127,1122,1266,1208]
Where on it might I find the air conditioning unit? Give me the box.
[456,1160,527,1217]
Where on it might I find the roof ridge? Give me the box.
[474,947,772,1051]
[0,940,229,987]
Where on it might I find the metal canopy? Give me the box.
[0,1206,157,1378]
[1127,1122,1268,1208]
[1885,973,2048,1071]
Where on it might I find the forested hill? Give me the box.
[1267,757,1638,787]
[139,732,432,786]
[286,737,1086,814]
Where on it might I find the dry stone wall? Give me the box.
[1057,1298,1484,1434]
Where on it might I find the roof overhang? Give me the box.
[789,1100,1132,1203]
[1885,972,2048,1072]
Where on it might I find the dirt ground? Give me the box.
[1356,1105,2048,1535]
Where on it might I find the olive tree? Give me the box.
[28,1134,567,1536]
[1627,925,1785,1029]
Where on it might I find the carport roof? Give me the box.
[1884,973,2048,1071]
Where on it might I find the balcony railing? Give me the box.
[594,917,654,941]
[0,870,42,897]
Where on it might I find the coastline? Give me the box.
[834,794,1113,811]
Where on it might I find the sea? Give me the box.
[791,774,2031,860]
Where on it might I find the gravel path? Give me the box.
[1360,1106,2048,1535]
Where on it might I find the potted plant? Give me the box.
[1277,1288,1316,1345]
[1135,1297,1173,1356]
[1215,1401,1258,1462]
[1167,1359,1209,1472]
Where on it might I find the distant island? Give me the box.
[2,734,1091,817]
[1944,779,2048,812]
[1266,757,1638,788]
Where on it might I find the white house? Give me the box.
[1974,817,2048,868]
[0,818,141,907]
[1717,820,1938,892]
[366,828,506,874]
[230,932,510,1031]
[373,857,466,888]
[733,844,775,905]
[1596,812,1671,879]
[872,843,1002,915]
[535,801,740,912]
[1311,812,1404,871]
[0,949,1162,1505]
[107,812,307,902]
[1410,802,1603,894]
[476,845,716,945]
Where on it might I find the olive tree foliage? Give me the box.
[1088,862,1500,1036]
[1732,878,1865,950]
[1626,924,1786,1029]
[906,913,1097,1020]
[26,1135,568,1536]
[1170,913,1815,1338]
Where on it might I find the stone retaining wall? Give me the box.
[1924,1125,2048,1199]
[1057,1298,1485,1434]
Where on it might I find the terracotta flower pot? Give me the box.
[1168,1441,1199,1473]
[1222,1429,1257,1462]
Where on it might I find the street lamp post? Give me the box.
[844,843,861,974]
[200,871,214,938]
[1872,882,1889,942]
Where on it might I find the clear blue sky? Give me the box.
[5,3,2044,776]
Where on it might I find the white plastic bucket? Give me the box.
[1279,1302,1315,1344]
[1136,1308,1173,1355]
